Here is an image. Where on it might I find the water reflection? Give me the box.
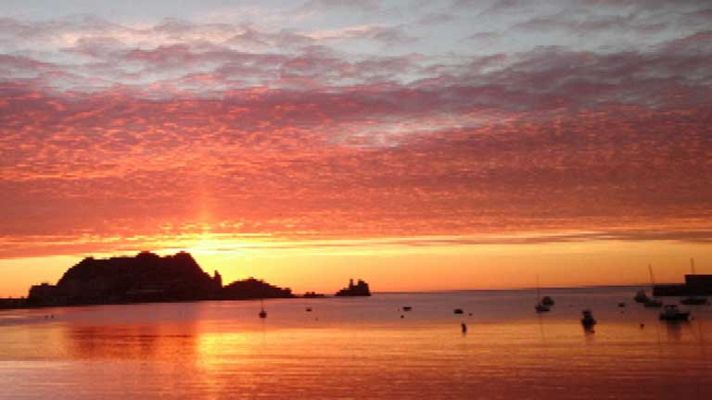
[0,288,711,399]
[64,324,199,360]
[664,321,686,342]
[582,325,596,342]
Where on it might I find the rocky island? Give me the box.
[24,251,295,307]
[221,277,294,300]
[335,279,371,296]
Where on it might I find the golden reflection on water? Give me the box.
[1,289,711,399]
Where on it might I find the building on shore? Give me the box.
[653,274,712,296]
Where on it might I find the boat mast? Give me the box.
[648,264,656,289]
[691,258,696,275]
[536,274,541,300]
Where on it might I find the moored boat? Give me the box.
[634,289,649,303]
[581,309,596,328]
[641,265,662,308]
[535,303,550,313]
[258,299,267,319]
[659,304,690,322]
[534,275,551,313]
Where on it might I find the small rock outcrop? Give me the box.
[221,278,294,300]
[335,278,371,296]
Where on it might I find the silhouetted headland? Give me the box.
[5,251,297,308]
[335,278,371,296]
[0,298,25,308]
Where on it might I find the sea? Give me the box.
[1,286,711,399]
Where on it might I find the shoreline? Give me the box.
[0,282,672,302]
[0,283,668,312]
[0,294,334,311]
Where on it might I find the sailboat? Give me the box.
[258,299,267,318]
[681,258,709,305]
[643,264,662,308]
[634,289,649,303]
[535,275,550,313]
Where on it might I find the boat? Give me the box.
[634,289,649,303]
[642,265,663,308]
[541,296,555,306]
[258,299,267,319]
[681,258,709,305]
[535,303,550,313]
[453,308,464,315]
[659,304,690,321]
[305,307,312,312]
[534,275,550,313]
[581,310,597,328]
[402,306,412,312]
[618,302,626,308]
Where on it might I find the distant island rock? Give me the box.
[221,277,294,300]
[25,251,294,307]
[335,279,371,296]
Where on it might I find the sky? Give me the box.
[1,0,711,296]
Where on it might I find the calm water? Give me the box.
[1,286,711,399]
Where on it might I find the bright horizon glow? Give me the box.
[1,235,710,297]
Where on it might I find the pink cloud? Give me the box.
[1,14,711,258]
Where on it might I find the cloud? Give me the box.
[299,0,383,14]
[304,24,416,45]
[1,8,711,258]
[1,77,710,246]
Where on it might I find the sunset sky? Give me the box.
[1,0,711,296]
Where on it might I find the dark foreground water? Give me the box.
[1,286,711,399]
